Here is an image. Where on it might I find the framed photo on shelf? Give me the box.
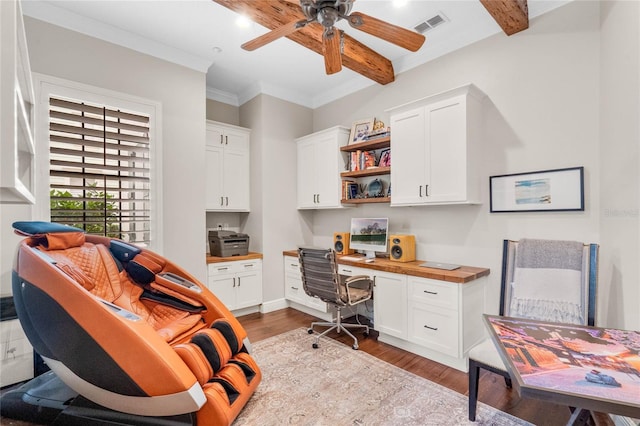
[489,166,584,213]
[349,118,375,144]
[378,149,391,167]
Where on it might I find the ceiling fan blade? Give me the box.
[241,19,307,51]
[323,30,342,74]
[347,12,425,52]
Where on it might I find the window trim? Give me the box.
[33,73,163,251]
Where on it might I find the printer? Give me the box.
[208,230,250,257]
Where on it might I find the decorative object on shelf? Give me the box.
[367,179,384,197]
[349,117,375,144]
[366,120,390,141]
[362,151,376,169]
[490,166,584,213]
[378,149,391,167]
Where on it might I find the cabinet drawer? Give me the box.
[208,262,237,275]
[408,277,458,310]
[408,302,459,357]
[284,257,300,273]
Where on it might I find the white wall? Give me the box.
[21,17,207,281]
[309,1,609,323]
[599,0,640,331]
[240,95,313,304]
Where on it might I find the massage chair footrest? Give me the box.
[0,371,197,426]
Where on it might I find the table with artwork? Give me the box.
[484,315,640,424]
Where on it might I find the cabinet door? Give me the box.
[208,274,236,310]
[236,266,262,309]
[373,272,407,339]
[297,139,317,208]
[425,97,467,202]
[205,143,224,210]
[314,134,341,208]
[390,108,427,206]
[223,148,250,211]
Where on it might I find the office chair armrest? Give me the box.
[344,274,371,287]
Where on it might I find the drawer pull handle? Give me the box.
[290,264,297,267]
[291,286,298,290]
[218,267,229,271]
[244,264,253,268]
[423,290,438,295]
[343,269,352,273]
[423,325,438,331]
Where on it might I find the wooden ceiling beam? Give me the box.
[479,0,529,36]
[213,0,395,85]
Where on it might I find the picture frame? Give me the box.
[378,148,391,167]
[489,166,584,213]
[349,118,375,144]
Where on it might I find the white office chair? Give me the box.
[467,238,598,421]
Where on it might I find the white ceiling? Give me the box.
[22,0,570,108]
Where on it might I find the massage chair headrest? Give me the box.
[13,221,85,250]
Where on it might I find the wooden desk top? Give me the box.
[206,252,263,264]
[283,250,489,284]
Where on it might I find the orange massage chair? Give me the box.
[1,221,261,425]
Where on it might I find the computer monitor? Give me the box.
[349,218,389,259]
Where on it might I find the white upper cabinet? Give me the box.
[0,0,36,204]
[296,126,349,209]
[389,84,486,206]
[205,121,250,212]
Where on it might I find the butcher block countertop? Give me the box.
[283,250,489,284]
[206,252,263,264]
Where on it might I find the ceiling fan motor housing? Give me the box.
[302,0,354,28]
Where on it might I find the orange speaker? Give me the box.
[389,235,416,262]
[333,232,354,255]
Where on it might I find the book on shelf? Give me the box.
[342,179,356,199]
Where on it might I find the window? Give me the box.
[48,96,151,245]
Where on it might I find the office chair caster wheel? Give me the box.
[352,344,358,350]
[312,343,319,349]
[363,331,369,338]
[307,328,313,334]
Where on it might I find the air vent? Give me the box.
[414,13,448,34]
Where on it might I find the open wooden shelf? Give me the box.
[341,166,390,179]
[340,136,390,152]
[341,196,390,205]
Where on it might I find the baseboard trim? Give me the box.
[261,298,288,314]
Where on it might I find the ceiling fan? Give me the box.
[213,0,426,85]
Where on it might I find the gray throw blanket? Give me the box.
[509,239,586,325]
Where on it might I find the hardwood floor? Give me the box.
[1,308,612,425]
[241,308,610,426]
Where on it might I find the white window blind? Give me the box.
[49,97,151,245]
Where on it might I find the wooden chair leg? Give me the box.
[468,359,481,421]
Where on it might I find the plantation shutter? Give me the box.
[49,97,151,245]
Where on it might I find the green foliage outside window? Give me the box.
[50,187,120,237]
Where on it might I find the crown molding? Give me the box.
[22,1,212,73]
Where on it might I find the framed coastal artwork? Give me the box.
[490,166,584,213]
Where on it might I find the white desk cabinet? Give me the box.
[338,264,407,340]
[296,126,349,209]
[205,121,250,212]
[207,259,262,311]
[389,84,485,206]
[283,256,328,313]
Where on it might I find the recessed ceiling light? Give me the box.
[236,15,251,28]
[392,0,408,8]
[212,47,222,54]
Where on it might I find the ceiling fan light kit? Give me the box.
[215,0,426,84]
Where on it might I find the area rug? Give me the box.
[234,328,532,426]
